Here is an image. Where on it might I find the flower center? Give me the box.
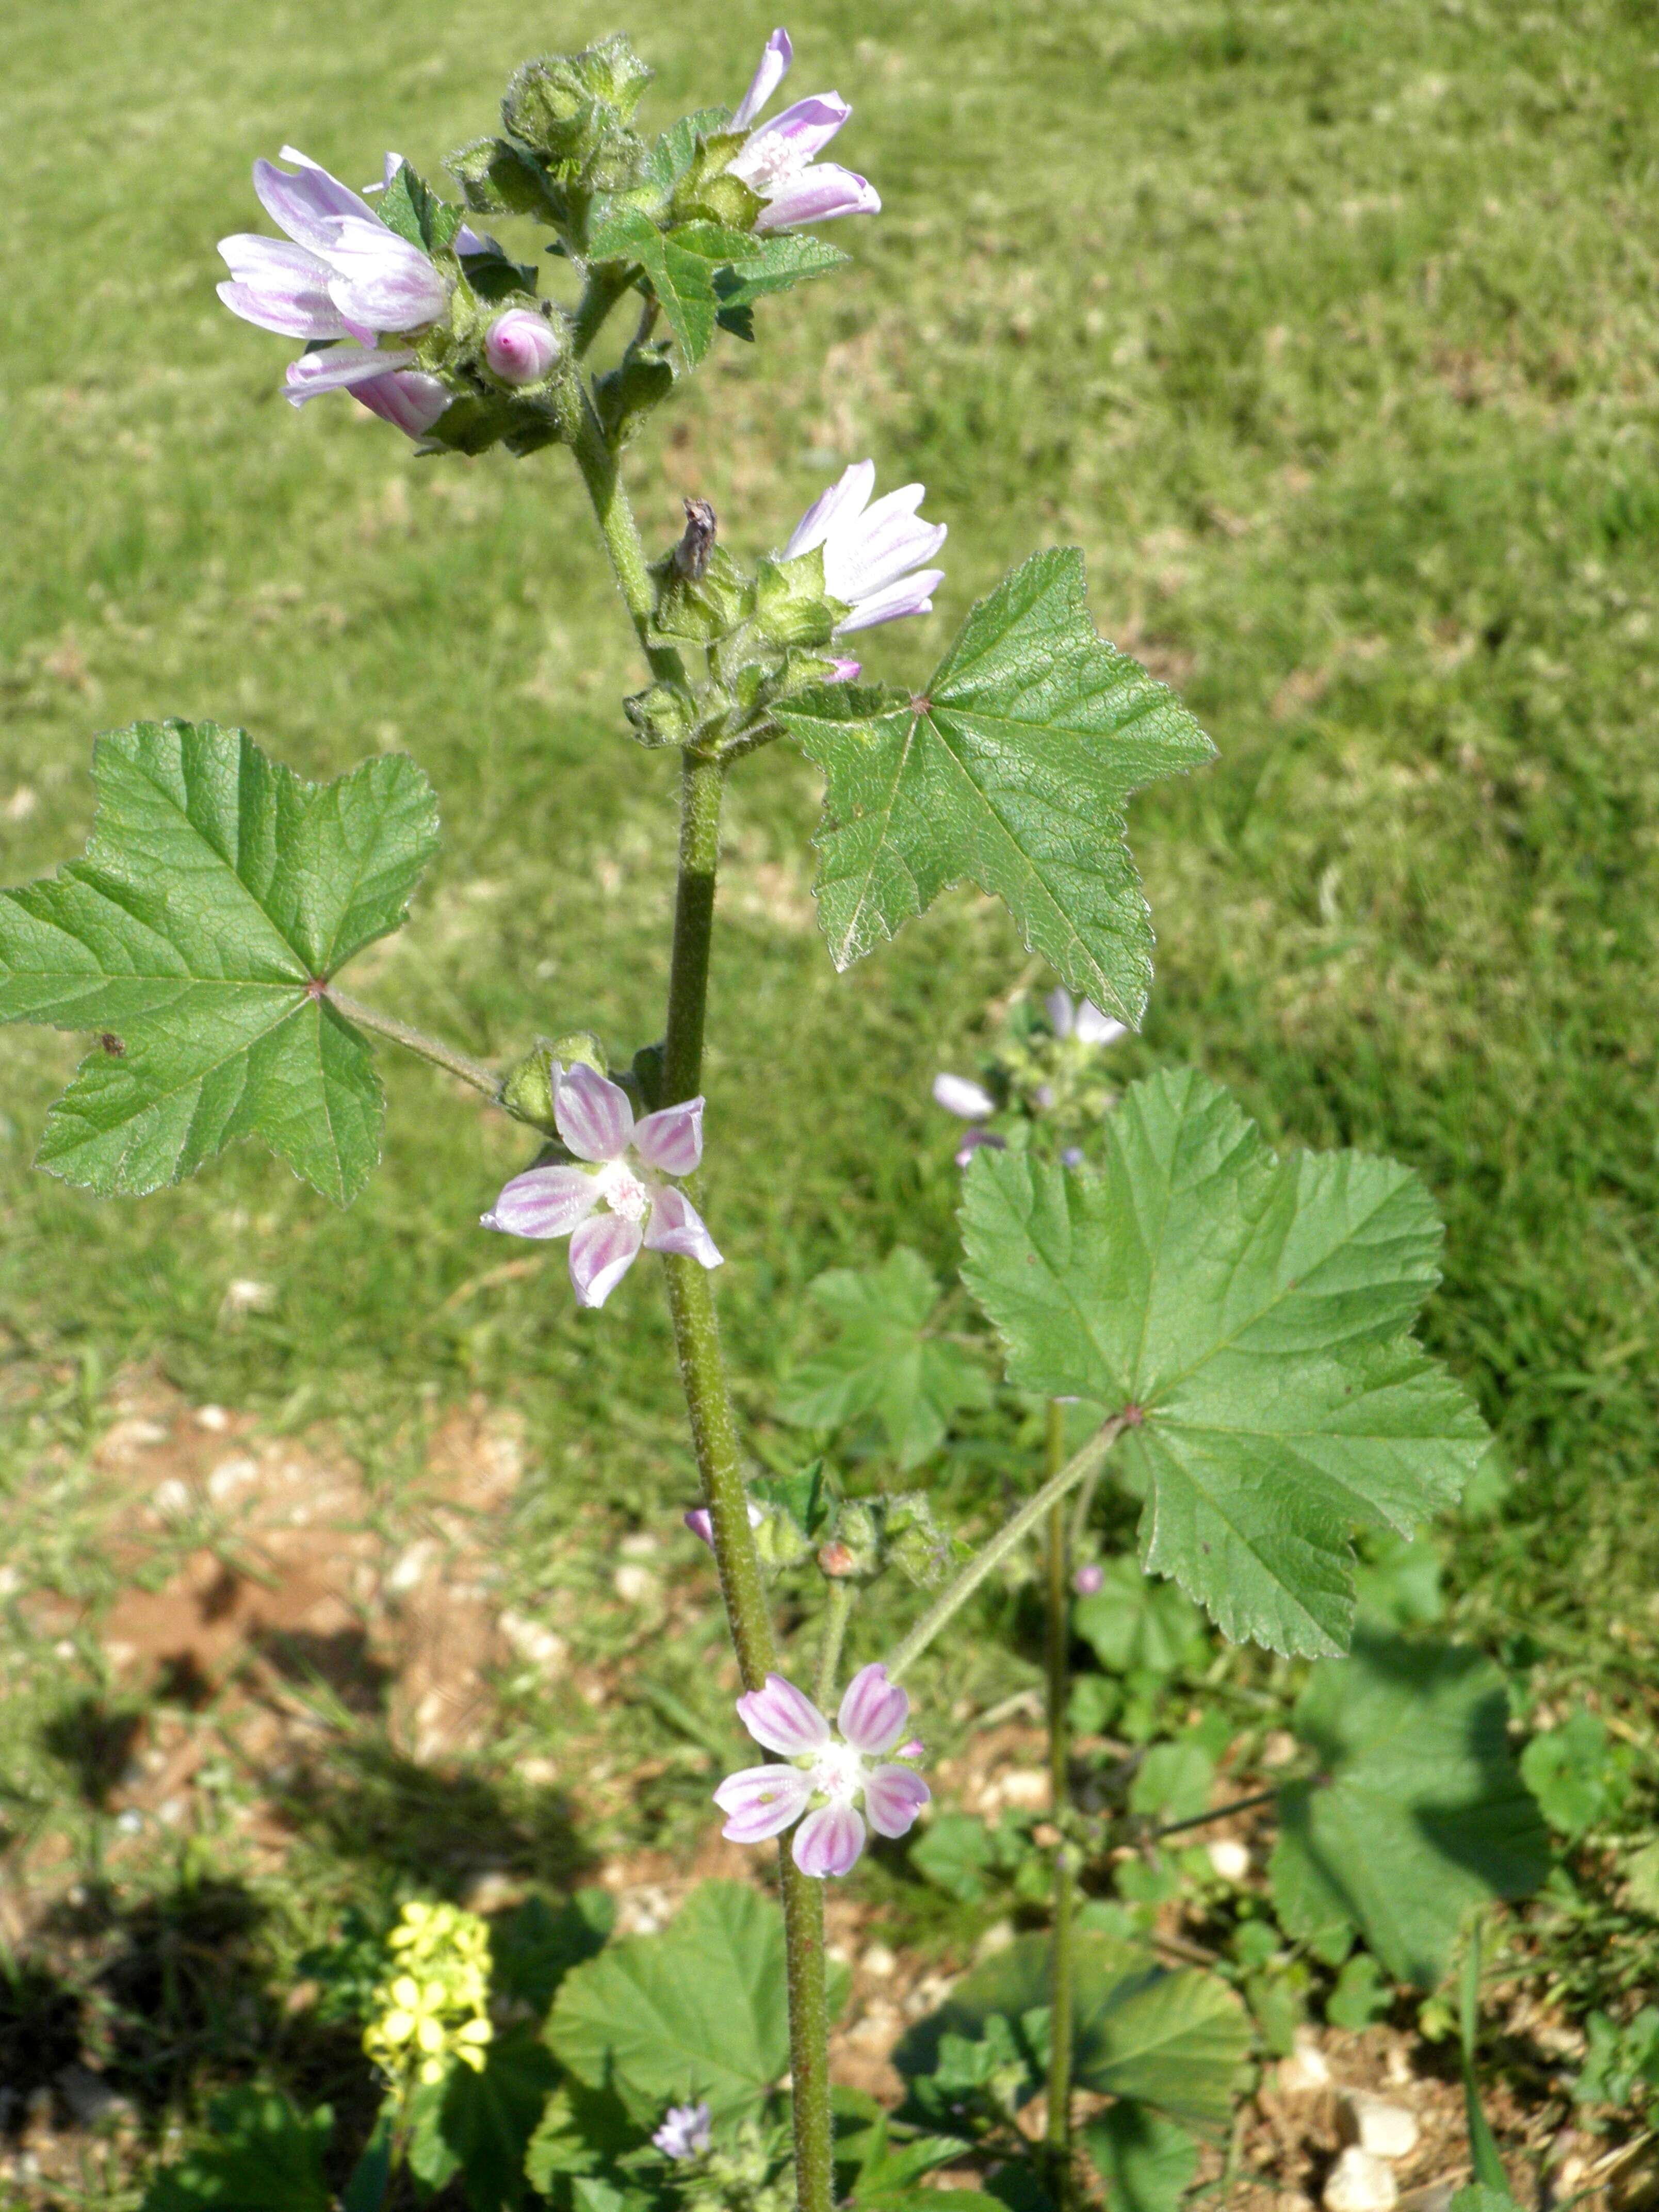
[596,1157,651,1223]
[806,1738,867,1804]
[733,130,808,197]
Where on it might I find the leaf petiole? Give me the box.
[324,987,502,1102]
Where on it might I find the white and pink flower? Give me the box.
[786,461,947,634]
[714,1662,929,1878]
[217,148,452,437]
[1047,987,1126,1048]
[482,1063,722,1310]
[729,29,881,233]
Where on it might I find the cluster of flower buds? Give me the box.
[933,985,1129,1168]
[626,464,946,753]
[220,27,883,461]
[362,1899,494,2089]
[684,1474,957,1589]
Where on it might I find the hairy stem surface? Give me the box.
[1043,1400,1076,2204]
[886,1416,1129,1682]
[323,988,501,1101]
[577,442,836,2212]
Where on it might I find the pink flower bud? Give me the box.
[485,308,560,385]
[1074,1563,1104,1597]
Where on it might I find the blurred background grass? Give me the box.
[3,0,1659,2144]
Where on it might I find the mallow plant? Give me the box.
[0,26,1539,2212]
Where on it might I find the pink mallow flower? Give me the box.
[217,147,451,437]
[1074,1563,1104,1597]
[481,1063,722,1310]
[786,461,947,633]
[653,2103,711,2161]
[714,1663,930,1878]
[931,1070,1005,1169]
[1047,987,1126,1048]
[729,28,880,233]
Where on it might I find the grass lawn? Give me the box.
[2,0,1657,2191]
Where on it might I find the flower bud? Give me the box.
[500,1042,558,1130]
[485,308,560,385]
[1074,1563,1104,1597]
[547,1030,608,1076]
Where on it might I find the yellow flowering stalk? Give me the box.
[363,1899,494,2090]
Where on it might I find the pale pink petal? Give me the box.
[351,369,450,436]
[643,1187,723,1270]
[792,1799,865,1877]
[323,217,450,330]
[632,1097,704,1176]
[254,150,376,254]
[481,1165,598,1240]
[827,510,948,604]
[834,568,944,633]
[954,1126,1006,1168]
[568,1212,643,1308]
[714,1763,813,1842]
[863,1764,930,1840]
[733,93,851,180]
[785,460,875,560]
[933,1072,995,1120]
[1075,1000,1126,1046]
[216,236,347,338]
[685,1500,762,1549]
[826,657,861,681]
[555,1063,635,1162]
[736,1672,831,1756]
[837,1662,909,1755]
[733,27,793,128]
[755,165,880,232]
[1074,1563,1104,1596]
[284,345,418,402]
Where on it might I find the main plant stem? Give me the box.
[1043,1400,1076,2206]
[571,432,835,2212]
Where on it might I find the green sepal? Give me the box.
[669,130,765,229]
[501,37,652,187]
[447,137,571,229]
[649,544,754,645]
[592,348,675,447]
[456,234,543,303]
[377,161,463,254]
[882,1492,961,1587]
[549,1030,608,1076]
[500,1042,559,1131]
[624,681,703,750]
[754,547,844,650]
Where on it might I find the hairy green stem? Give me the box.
[571,428,835,2212]
[323,988,501,1101]
[567,394,686,685]
[886,1416,1129,1683]
[814,1580,856,1710]
[1043,1402,1076,2201]
[570,262,636,359]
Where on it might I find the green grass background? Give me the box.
[3,0,1659,2157]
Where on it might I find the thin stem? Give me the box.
[570,261,635,358]
[886,1416,1129,1683]
[323,988,501,1102]
[647,733,835,2212]
[1043,1401,1076,2205]
[567,391,686,685]
[1067,1455,1106,1557]
[1148,1787,1279,1844]
[814,1581,856,1710]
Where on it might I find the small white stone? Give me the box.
[1340,2092,1420,2161]
[619,1531,661,1559]
[386,1539,441,1595]
[206,1455,259,1502]
[1208,1836,1251,1882]
[1277,2029,1332,2094]
[500,1611,568,1671]
[151,1477,193,1519]
[997,1767,1049,1809]
[194,1404,232,1432]
[613,1563,658,1605]
[1323,2148,1397,2212]
[861,1943,897,1979]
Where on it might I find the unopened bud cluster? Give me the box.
[932,985,1129,1169]
[362,1899,493,2089]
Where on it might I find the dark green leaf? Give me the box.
[776,550,1214,1022]
[548,1881,800,2123]
[140,2090,332,2211]
[492,1889,615,2014]
[962,1068,1489,1655]
[1270,1631,1550,1987]
[377,162,463,253]
[524,2080,645,2193]
[909,1812,1002,1902]
[440,2026,560,2212]
[894,1931,1248,2140]
[0,721,440,1205]
[1075,1561,1207,1677]
[777,1247,990,1468]
[1519,1709,1631,1840]
[1083,2104,1199,2212]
